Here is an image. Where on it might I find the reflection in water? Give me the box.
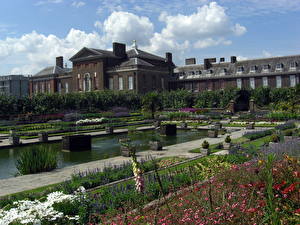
[0,129,207,179]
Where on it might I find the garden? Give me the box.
[0,87,300,224]
[0,120,299,224]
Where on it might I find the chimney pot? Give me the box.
[185,58,196,65]
[166,52,172,63]
[56,56,63,68]
[113,42,126,58]
[231,56,237,63]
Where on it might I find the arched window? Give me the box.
[83,73,91,92]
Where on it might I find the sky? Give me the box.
[0,0,300,75]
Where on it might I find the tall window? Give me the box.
[83,73,91,92]
[58,82,62,93]
[47,83,51,93]
[250,65,257,73]
[41,83,45,93]
[250,78,255,89]
[118,77,123,90]
[236,78,242,89]
[263,77,268,87]
[65,82,69,93]
[109,77,114,90]
[128,76,133,90]
[276,76,282,88]
[290,75,296,87]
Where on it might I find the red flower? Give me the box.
[281,182,299,194]
[247,208,258,213]
[294,208,300,214]
[273,181,286,191]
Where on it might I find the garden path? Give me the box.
[0,127,269,197]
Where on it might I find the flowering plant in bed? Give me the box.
[75,117,108,126]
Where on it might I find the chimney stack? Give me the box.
[166,52,172,63]
[113,42,126,58]
[185,58,196,65]
[204,58,211,70]
[220,57,225,63]
[56,56,63,68]
[231,56,237,63]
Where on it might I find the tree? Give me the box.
[142,92,162,119]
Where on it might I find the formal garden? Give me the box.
[0,86,300,224]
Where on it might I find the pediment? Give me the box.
[69,48,102,61]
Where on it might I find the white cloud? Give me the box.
[0,29,105,74]
[102,11,154,46]
[35,0,63,6]
[194,38,232,49]
[71,1,85,8]
[262,50,272,58]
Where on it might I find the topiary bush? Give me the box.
[202,140,209,149]
[16,145,58,175]
[225,135,231,143]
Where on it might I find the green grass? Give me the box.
[241,135,271,150]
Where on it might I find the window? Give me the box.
[290,75,296,87]
[195,70,201,75]
[118,77,123,90]
[109,77,114,90]
[290,62,297,71]
[263,64,270,72]
[250,78,255,89]
[41,83,45,93]
[276,63,283,71]
[47,83,51,93]
[83,73,91,92]
[250,65,257,73]
[58,82,62,93]
[236,78,242,89]
[220,68,227,75]
[65,83,69,93]
[237,66,244,73]
[276,76,282,88]
[263,77,268,87]
[128,76,133,90]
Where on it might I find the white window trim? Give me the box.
[263,77,268,87]
[118,77,123,90]
[250,78,255,89]
[276,76,282,88]
[237,78,242,89]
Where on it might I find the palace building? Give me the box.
[169,55,300,92]
[29,42,175,96]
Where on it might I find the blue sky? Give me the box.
[0,0,300,75]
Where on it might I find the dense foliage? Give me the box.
[1,85,300,116]
[16,145,58,175]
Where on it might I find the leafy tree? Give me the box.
[142,92,162,119]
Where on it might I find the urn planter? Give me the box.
[208,129,218,138]
[201,148,211,156]
[223,142,232,150]
[154,120,161,128]
[149,141,163,151]
[9,136,20,146]
[212,122,222,130]
[38,132,48,142]
[246,122,255,129]
[105,126,114,134]
[180,122,188,129]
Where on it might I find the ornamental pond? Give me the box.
[0,129,207,179]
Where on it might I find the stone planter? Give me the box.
[149,141,163,151]
[246,122,255,129]
[62,135,91,151]
[212,122,222,130]
[154,120,161,128]
[208,129,218,138]
[105,126,114,134]
[160,124,177,136]
[223,142,232,150]
[180,122,187,129]
[38,132,48,142]
[201,148,211,156]
[9,136,20,145]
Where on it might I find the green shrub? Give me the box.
[16,145,58,175]
[202,140,209,149]
[270,134,280,143]
[283,129,294,136]
[225,135,231,143]
[244,130,273,140]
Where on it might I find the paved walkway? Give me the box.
[0,127,268,197]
